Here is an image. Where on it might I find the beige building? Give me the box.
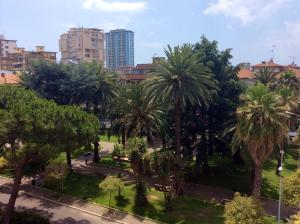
[59,27,105,64]
[0,45,56,71]
[0,35,17,57]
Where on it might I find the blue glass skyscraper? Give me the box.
[105,29,134,70]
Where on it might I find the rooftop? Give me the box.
[0,74,20,85]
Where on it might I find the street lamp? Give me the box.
[277,150,284,224]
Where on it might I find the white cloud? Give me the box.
[203,0,290,25]
[82,0,147,12]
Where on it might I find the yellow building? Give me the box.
[59,27,105,64]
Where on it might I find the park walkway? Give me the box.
[0,177,158,224]
[74,146,299,219]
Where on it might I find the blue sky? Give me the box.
[1,0,300,65]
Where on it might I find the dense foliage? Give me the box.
[0,85,99,224]
[283,169,300,208]
[224,193,267,224]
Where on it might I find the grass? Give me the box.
[99,134,119,143]
[99,155,131,169]
[45,172,224,224]
[191,148,299,200]
[0,168,13,178]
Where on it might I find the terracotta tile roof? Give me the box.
[238,68,254,79]
[278,68,300,78]
[135,64,154,70]
[0,74,20,84]
[252,62,283,68]
[119,74,146,81]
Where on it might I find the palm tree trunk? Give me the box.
[93,141,100,163]
[3,164,24,224]
[66,149,72,171]
[252,164,262,199]
[174,99,181,157]
[122,126,126,146]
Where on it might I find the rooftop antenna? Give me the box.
[270,45,276,61]
[289,56,295,65]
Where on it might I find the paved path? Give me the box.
[73,151,299,219]
[0,177,158,224]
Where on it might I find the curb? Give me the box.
[34,185,163,224]
[0,176,162,224]
[0,180,127,224]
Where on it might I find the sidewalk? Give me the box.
[0,177,158,224]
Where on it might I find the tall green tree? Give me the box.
[21,61,114,164]
[143,44,219,158]
[54,105,100,169]
[61,62,116,163]
[111,84,165,144]
[0,86,99,224]
[21,60,71,105]
[232,84,289,198]
[190,37,244,172]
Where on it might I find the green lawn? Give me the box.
[191,148,299,200]
[99,155,131,169]
[45,172,224,224]
[99,134,119,143]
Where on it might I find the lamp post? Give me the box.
[277,150,284,224]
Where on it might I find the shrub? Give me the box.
[289,212,300,224]
[0,157,8,170]
[127,137,147,154]
[283,169,300,208]
[224,192,267,224]
[112,143,124,159]
[44,161,68,192]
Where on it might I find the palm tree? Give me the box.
[276,71,299,91]
[111,84,165,144]
[254,67,276,85]
[143,44,219,158]
[232,84,289,198]
[65,62,117,163]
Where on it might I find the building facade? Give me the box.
[0,45,56,71]
[238,59,300,90]
[118,57,164,83]
[59,27,105,64]
[105,29,134,70]
[0,35,17,57]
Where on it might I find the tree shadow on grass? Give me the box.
[115,195,129,208]
[262,177,278,199]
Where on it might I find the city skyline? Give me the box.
[1,0,300,65]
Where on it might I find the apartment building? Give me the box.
[0,35,17,57]
[105,29,134,70]
[0,45,56,71]
[59,27,105,64]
